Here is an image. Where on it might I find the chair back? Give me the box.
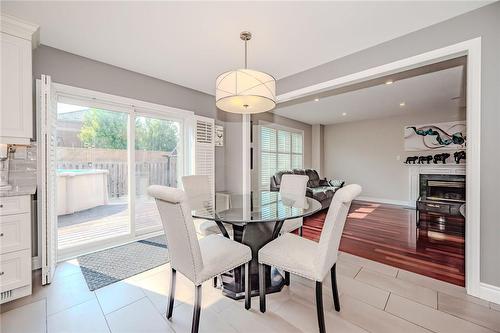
[314,184,362,280]
[279,174,309,197]
[182,175,211,210]
[147,185,203,283]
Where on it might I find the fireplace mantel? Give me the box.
[407,164,466,208]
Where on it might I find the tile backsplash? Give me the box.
[9,143,37,187]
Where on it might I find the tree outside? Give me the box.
[78,108,179,152]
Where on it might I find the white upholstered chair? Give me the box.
[182,175,232,237]
[279,174,309,236]
[148,185,252,333]
[258,184,362,333]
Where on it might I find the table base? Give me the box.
[215,220,286,300]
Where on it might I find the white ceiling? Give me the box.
[274,66,464,125]
[2,1,489,95]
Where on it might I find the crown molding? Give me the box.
[1,13,40,48]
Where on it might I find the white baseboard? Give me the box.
[356,196,412,207]
[478,282,500,305]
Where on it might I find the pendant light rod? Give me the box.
[240,31,252,69]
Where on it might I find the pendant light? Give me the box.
[215,31,276,114]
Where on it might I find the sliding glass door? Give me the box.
[56,102,131,251]
[134,114,182,235]
[54,94,186,259]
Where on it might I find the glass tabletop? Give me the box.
[191,191,322,224]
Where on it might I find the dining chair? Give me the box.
[258,184,362,333]
[182,175,232,237]
[147,185,252,333]
[279,174,309,236]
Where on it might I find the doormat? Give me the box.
[77,235,169,291]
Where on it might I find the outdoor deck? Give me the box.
[57,198,162,250]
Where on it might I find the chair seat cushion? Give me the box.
[259,233,319,281]
[280,217,303,234]
[197,234,252,285]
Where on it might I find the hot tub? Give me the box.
[57,169,109,215]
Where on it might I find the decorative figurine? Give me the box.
[454,150,466,164]
[433,153,451,164]
[418,155,433,164]
[405,156,419,164]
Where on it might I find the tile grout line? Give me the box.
[45,294,97,317]
[94,291,112,333]
[353,266,362,279]
[383,292,390,311]
[102,295,148,317]
[383,294,441,333]
[435,294,500,333]
[388,293,500,333]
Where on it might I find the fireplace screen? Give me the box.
[426,180,465,202]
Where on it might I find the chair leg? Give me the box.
[316,281,326,333]
[259,263,266,313]
[284,271,290,286]
[331,263,340,312]
[245,262,251,310]
[166,268,176,319]
[299,226,303,237]
[192,285,202,333]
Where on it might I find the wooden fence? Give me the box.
[57,157,177,198]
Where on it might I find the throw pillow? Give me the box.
[329,179,345,187]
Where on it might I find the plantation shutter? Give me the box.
[260,125,304,189]
[38,75,58,285]
[194,116,215,209]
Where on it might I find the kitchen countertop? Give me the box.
[0,185,37,197]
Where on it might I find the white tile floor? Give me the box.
[1,251,499,333]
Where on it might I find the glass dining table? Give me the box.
[192,191,322,300]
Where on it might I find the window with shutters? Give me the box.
[260,125,303,189]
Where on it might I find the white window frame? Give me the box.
[50,82,195,260]
[255,121,304,190]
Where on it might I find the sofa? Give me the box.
[270,169,344,209]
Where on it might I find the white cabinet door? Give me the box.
[0,213,31,254]
[0,249,31,292]
[0,32,32,144]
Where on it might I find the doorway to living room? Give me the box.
[273,38,482,299]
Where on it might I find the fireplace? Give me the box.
[419,174,466,202]
[416,174,465,235]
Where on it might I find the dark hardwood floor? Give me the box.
[302,201,465,286]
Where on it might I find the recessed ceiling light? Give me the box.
[342,112,347,116]
[399,102,406,107]
[314,98,320,102]
[385,80,394,85]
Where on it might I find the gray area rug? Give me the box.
[77,235,169,291]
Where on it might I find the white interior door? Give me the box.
[38,74,58,285]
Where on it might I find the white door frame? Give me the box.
[275,38,490,302]
[46,82,195,261]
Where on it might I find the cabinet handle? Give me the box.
[0,204,3,208]
[0,272,4,276]
[427,204,440,208]
[0,233,3,237]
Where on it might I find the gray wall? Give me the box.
[32,45,228,191]
[324,110,465,203]
[279,2,500,286]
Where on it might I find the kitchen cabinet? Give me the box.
[0,195,32,304]
[0,14,39,145]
